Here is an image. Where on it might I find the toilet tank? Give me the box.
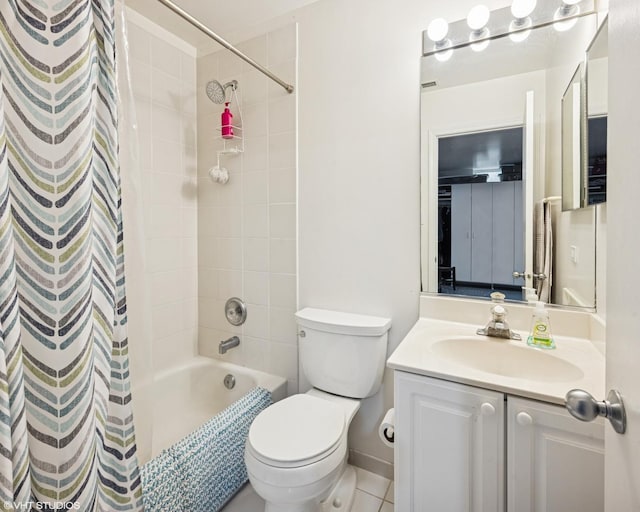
[295,308,392,399]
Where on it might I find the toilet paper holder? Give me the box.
[379,408,395,447]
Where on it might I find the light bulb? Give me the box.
[427,18,449,42]
[469,28,491,52]
[433,39,452,61]
[557,0,580,17]
[467,5,490,31]
[470,38,490,52]
[511,0,537,19]
[509,16,532,42]
[554,3,580,31]
[509,27,531,42]
[435,48,453,62]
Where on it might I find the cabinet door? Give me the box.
[507,397,604,512]
[471,183,493,284]
[395,372,505,512]
[451,184,472,281]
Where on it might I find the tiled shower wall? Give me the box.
[197,25,298,394]
[124,13,199,376]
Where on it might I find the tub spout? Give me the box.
[219,336,240,354]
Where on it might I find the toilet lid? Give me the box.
[248,394,345,466]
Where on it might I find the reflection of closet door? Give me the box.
[513,181,524,286]
[451,184,472,281]
[471,183,493,283]
[492,182,516,285]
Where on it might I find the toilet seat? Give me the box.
[248,394,346,469]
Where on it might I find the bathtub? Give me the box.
[133,356,287,465]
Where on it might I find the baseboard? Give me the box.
[348,449,394,480]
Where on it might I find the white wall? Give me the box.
[196,25,299,395]
[290,0,509,475]
[421,71,546,132]
[120,10,199,464]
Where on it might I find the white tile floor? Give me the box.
[222,467,394,512]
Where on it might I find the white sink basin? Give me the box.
[429,336,585,382]
[387,316,605,404]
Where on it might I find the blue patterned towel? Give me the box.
[141,387,272,512]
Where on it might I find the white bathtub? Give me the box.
[133,356,287,465]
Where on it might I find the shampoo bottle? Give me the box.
[221,103,234,139]
[527,301,555,349]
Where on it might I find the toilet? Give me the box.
[245,308,392,512]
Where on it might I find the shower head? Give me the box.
[205,79,238,104]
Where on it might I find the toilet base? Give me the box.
[320,465,357,512]
[261,464,357,512]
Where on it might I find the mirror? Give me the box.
[561,17,608,210]
[561,64,586,211]
[586,18,608,206]
[421,9,606,308]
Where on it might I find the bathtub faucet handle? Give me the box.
[219,336,240,355]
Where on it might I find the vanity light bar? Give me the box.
[423,0,596,57]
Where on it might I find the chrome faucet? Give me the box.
[477,305,522,340]
[219,336,240,354]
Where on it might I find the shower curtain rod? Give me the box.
[155,0,294,94]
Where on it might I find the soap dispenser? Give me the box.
[527,301,555,349]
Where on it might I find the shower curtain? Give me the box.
[0,1,142,510]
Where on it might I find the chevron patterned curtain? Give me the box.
[0,1,142,510]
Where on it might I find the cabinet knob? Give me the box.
[516,411,533,426]
[480,402,495,416]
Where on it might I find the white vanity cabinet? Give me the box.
[394,371,505,512]
[394,371,605,512]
